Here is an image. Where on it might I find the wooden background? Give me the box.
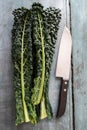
[0,0,87,130]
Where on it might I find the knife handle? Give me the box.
[56,79,68,118]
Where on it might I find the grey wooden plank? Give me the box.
[71,0,87,129]
[65,1,73,130]
[0,0,72,130]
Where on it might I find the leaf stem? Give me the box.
[21,15,29,122]
[34,13,45,105]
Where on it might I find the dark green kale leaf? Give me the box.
[43,7,61,119]
[12,7,37,125]
[31,3,46,105]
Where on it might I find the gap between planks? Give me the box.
[69,0,75,130]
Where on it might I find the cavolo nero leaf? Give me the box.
[12,7,37,125]
[31,3,46,106]
[43,7,61,119]
[31,3,48,120]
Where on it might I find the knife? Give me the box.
[56,26,72,118]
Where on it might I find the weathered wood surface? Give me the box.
[0,0,73,130]
[71,0,87,130]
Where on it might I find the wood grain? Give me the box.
[71,0,87,129]
[0,0,72,130]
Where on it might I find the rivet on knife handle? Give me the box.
[56,79,68,118]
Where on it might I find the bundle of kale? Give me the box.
[12,2,61,125]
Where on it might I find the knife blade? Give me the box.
[56,26,72,118]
